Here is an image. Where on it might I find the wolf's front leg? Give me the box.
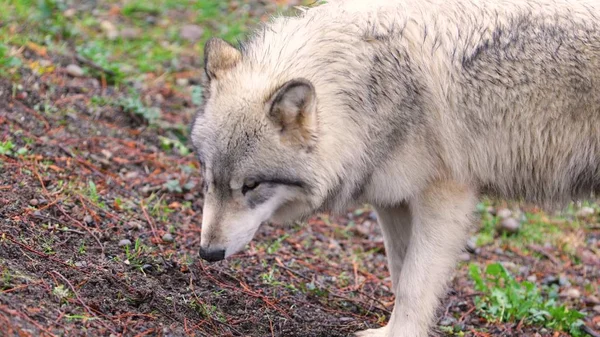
[389,180,476,336]
[354,204,413,337]
[359,180,476,337]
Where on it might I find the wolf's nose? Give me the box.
[199,247,225,262]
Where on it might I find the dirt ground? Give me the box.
[0,1,599,337]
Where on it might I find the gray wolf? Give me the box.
[190,0,600,335]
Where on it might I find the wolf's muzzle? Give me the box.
[199,247,226,262]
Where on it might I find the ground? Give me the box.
[0,1,599,337]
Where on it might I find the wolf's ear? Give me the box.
[267,79,317,149]
[204,37,242,81]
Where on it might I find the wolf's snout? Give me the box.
[199,246,225,262]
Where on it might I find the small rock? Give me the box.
[439,316,457,327]
[459,252,471,261]
[500,217,520,233]
[587,295,600,305]
[39,59,52,68]
[124,171,139,179]
[176,78,189,87]
[66,64,84,77]
[542,275,559,286]
[497,208,512,219]
[63,8,76,17]
[162,233,174,242]
[558,275,571,287]
[118,239,132,247]
[145,16,157,25]
[593,305,600,314]
[180,24,204,42]
[75,261,87,268]
[141,264,154,273]
[120,28,140,39]
[339,317,353,322]
[83,215,93,225]
[128,221,143,231]
[100,20,118,40]
[576,206,595,218]
[466,237,477,253]
[29,199,39,206]
[527,275,537,282]
[184,193,194,201]
[561,288,581,299]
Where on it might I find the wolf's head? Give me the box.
[191,38,324,262]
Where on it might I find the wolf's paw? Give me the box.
[353,326,388,337]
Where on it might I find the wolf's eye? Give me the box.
[242,180,260,195]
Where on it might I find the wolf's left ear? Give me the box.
[267,78,317,149]
[204,37,242,81]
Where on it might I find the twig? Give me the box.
[140,201,164,253]
[74,54,116,77]
[11,99,50,130]
[50,271,95,317]
[276,259,392,314]
[2,233,84,272]
[0,304,57,337]
[584,325,600,337]
[50,271,117,335]
[527,244,560,265]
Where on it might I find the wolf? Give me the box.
[190,0,600,335]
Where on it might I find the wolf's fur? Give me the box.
[191,0,600,335]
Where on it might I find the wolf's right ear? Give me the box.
[204,37,242,81]
[267,79,317,149]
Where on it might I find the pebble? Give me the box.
[120,28,140,39]
[66,64,84,77]
[561,288,581,299]
[141,264,154,273]
[124,171,139,179]
[128,221,143,231]
[439,316,457,327]
[527,275,537,282]
[180,24,204,42]
[63,8,76,17]
[100,20,118,40]
[75,261,87,268]
[497,208,512,219]
[83,215,93,225]
[542,275,559,286]
[466,237,477,253]
[500,217,520,233]
[459,252,471,262]
[593,305,600,314]
[118,239,132,247]
[162,233,174,242]
[29,199,39,206]
[558,275,571,287]
[176,78,189,87]
[576,206,595,218]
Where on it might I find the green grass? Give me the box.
[469,262,585,336]
[0,0,269,86]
